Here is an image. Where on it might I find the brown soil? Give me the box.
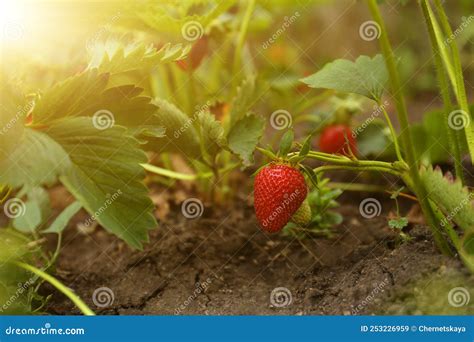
[44,187,465,315]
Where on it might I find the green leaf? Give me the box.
[422,166,474,267]
[46,117,157,249]
[13,187,51,233]
[299,134,313,157]
[88,41,191,74]
[33,69,109,124]
[325,211,343,225]
[421,167,474,231]
[198,111,226,159]
[124,1,235,37]
[255,147,276,161]
[389,217,409,230]
[301,164,318,189]
[0,129,71,188]
[301,55,388,101]
[227,114,265,167]
[43,201,82,234]
[12,202,41,233]
[278,130,294,156]
[33,70,164,138]
[229,76,262,126]
[152,98,202,159]
[0,73,28,155]
[0,229,32,261]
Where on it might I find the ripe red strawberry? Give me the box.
[319,124,357,157]
[254,163,308,233]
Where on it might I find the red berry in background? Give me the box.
[176,36,209,71]
[254,164,308,233]
[319,124,357,157]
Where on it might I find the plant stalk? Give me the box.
[367,0,452,255]
[433,0,474,163]
[303,151,407,172]
[141,162,239,180]
[231,0,257,93]
[420,0,465,184]
[314,165,403,177]
[15,261,95,316]
[379,103,405,163]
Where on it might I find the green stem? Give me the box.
[210,156,220,202]
[367,0,452,255]
[141,162,239,180]
[328,182,390,192]
[231,0,256,93]
[421,4,458,95]
[433,0,474,164]
[314,165,402,177]
[379,102,405,163]
[49,233,62,267]
[187,67,196,115]
[15,261,95,316]
[304,151,406,172]
[420,0,465,184]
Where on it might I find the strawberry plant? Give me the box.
[0,0,472,318]
[0,0,267,313]
[254,0,474,272]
